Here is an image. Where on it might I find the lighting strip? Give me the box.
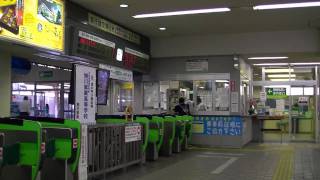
[264,69,294,73]
[133,8,231,18]
[291,62,320,65]
[270,79,296,82]
[253,2,320,10]
[268,74,296,78]
[248,56,288,60]
[253,63,289,66]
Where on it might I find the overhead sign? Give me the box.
[76,30,115,60]
[186,59,208,72]
[88,13,141,44]
[99,64,133,82]
[75,64,96,124]
[123,47,149,70]
[266,88,287,99]
[0,0,64,51]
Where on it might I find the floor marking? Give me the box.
[203,152,245,156]
[197,155,238,159]
[210,157,239,174]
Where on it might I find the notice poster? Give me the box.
[125,124,142,143]
[75,64,96,124]
[195,116,242,136]
[0,0,64,51]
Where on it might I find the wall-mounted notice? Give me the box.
[186,59,208,72]
[231,92,239,113]
[194,116,242,136]
[78,124,88,180]
[0,0,65,51]
[99,64,133,82]
[75,64,96,124]
[125,124,142,143]
[260,92,267,102]
[230,80,236,92]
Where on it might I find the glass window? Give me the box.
[36,83,61,90]
[195,80,212,112]
[143,82,159,109]
[304,87,314,96]
[291,87,303,96]
[12,83,35,91]
[114,81,133,112]
[214,80,230,112]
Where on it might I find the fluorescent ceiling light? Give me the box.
[253,2,320,10]
[216,80,229,83]
[133,8,231,18]
[268,74,296,78]
[253,63,289,66]
[270,79,296,82]
[291,62,320,65]
[264,69,294,73]
[248,56,288,60]
[159,27,166,31]
[120,4,128,8]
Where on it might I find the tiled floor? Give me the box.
[97,143,320,180]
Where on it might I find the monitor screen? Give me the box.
[97,70,110,105]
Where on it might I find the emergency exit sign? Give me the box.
[266,88,287,99]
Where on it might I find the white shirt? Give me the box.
[19,100,30,113]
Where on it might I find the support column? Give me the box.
[0,53,11,117]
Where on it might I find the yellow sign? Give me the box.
[192,124,204,134]
[121,82,134,90]
[0,0,64,51]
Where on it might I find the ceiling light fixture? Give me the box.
[159,27,166,31]
[215,80,229,83]
[253,63,289,66]
[268,74,296,78]
[133,8,231,18]
[120,4,129,8]
[264,69,294,73]
[270,79,296,82]
[253,2,320,10]
[248,56,289,60]
[291,62,320,65]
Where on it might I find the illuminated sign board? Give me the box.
[0,0,64,51]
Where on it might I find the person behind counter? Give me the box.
[19,96,30,117]
[174,97,190,115]
[196,96,206,111]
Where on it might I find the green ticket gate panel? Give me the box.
[23,117,81,180]
[159,115,176,156]
[173,116,187,153]
[182,115,193,149]
[0,118,42,180]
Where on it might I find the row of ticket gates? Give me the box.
[0,115,193,180]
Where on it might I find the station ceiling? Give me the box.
[71,0,320,37]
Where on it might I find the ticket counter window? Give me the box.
[113,81,133,113]
[214,80,230,112]
[143,82,159,111]
[195,80,212,112]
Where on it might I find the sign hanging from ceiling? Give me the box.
[88,13,141,45]
[0,0,65,51]
[123,47,149,71]
[76,30,115,60]
[99,64,133,82]
[266,88,288,99]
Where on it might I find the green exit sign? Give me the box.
[266,88,287,99]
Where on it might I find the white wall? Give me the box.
[0,53,11,117]
[151,29,320,58]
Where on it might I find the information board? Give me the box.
[0,0,64,51]
[266,88,287,99]
[123,47,149,71]
[76,30,115,60]
[75,64,96,124]
[193,116,242,136]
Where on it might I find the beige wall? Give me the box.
[0,53,11,117]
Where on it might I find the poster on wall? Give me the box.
[186,59,208,72]
[75,64,96,124]
[0,0,64,51]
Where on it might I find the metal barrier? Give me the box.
[87,123,143,180]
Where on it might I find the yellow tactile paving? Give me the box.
[272,148,294,180]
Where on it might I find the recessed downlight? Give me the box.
[159,27,166,31]
[120,4,128,8]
